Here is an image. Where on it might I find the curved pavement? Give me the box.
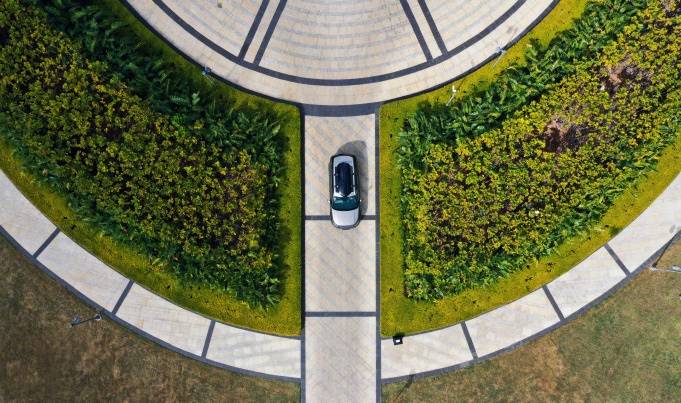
[124,0,558,105]
[0,171,300,381]
[381,173,681,381]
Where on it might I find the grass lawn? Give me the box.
[0,236,299,402]
[0,0,302,336]
[382,240,681,401]
[380,0,680,336]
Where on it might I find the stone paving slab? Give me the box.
[0,171,56,255]
[609,174,681,271]
[163,0,258,56]
[305,219,376,312]
[37,233,130,312]
[243,0,279,62]
[304,113,376,216]
[116,284,211,356]
[465,288,560,358]
[428,0,517,51]
[547,247,626,318]
[406,0,443,59]
[260,0,425,80]
[305,316,376,403]
[206,322,300,378]
[381,324,473,379]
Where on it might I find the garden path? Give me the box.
[302,110,379,402]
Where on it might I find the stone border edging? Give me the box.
[380,173,681,382]
[0,170,301,382]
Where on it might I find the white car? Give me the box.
[329,154,360,229]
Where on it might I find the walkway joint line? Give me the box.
[304,215,329,221]
[399,0,433,61]
[604,243,631,275]
[542,285,565,321]
[416,0,448,55]
[32,228,60,258]
[253,0,287,65]
[238,0,270,60]
[111,280,134,315]
[305,311,376,318]
[201,320,216,358]
[460,321,478,360]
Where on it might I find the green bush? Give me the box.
[401,1,681,299]
[0,0,284,306]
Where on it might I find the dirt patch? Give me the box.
[542,117,590,153]
[661,0,681,17]
[601,55,652,96]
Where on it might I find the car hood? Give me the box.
[331,208,360,229]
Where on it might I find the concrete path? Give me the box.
[302,110,380,402]
[123,0,558,106]
[0,170,301,381]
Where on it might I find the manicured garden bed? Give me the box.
[0,0,301,335]
[381,0,681,335]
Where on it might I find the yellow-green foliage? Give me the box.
[0,0,284,306]
[401,2,681,299]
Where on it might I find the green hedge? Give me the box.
[401,1,681,299]
[0,0,285,306]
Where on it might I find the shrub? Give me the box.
[401,1,681,299]
[0,0,284,306]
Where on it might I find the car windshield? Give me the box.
[332,195,359,211]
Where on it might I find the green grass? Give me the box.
[379,0,677,336]
[0,0,302,336]
[383,241,681,401]
[0,236,299,402]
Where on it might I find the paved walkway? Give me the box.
[302,110,379,402]
[124,0,557,105]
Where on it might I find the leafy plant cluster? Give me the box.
[400,0,648,171]
[400,1,681,300]
[0,0,285,306]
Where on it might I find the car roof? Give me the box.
[334,162,353,196]
[331,155,356,198]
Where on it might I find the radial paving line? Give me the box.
[301,108,381,402]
